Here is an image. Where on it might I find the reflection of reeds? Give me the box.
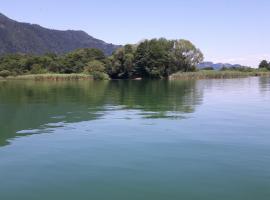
[170,70,270,80]
[5,74,93,81]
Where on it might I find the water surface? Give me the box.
[0,78,270,199]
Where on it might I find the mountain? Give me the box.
[0,13,120,55]
[198,62,243,70]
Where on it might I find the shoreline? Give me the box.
[1,71,270,81]
[169,70,270,80]
[0,74,93,81]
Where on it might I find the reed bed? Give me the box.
[1,71,270,81]
[170,70,270,80]
[5,74,93,81]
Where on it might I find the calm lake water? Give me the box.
[0,77,270,200]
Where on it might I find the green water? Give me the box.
[0,78,270,200]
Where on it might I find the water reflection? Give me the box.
[0,80,203,147]
[259,77,270,93]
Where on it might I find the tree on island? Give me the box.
[134,38,203,78]
[259,60,270,70]
[106,44,136,79]
[171,39,204,72]
[0,38,204,79]
[84,60,109,80]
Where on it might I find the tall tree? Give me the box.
[134,38,173,78]
[107,45,136,79]
[259,60,270,69]
[171,40,204,72]
[134,38,203,78]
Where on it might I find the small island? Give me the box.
[1,38,270,81]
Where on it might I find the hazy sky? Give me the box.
[1,0,269,66]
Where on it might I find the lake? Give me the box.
[0,77,270,200]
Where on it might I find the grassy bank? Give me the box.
[170,70,270,80]
[1,71,270,81]
[0,74,93,81]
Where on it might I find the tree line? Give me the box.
[0,38,203,79]
[259,60,270,70]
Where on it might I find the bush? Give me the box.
[92,72,110,80]
[30,64,47,74]
[0,70,11,78]
[84,60,105,73]
[259,60,270,70]
[258,67,269,72]
[84,60,109,80]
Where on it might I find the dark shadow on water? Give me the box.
[0,79,203,147]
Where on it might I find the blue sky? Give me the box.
[1,0,270,66]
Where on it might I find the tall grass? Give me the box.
[1,71,270,81]
[5,74,93,81]
[170,70,270,80]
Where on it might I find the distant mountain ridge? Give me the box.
[0,13,120,55]
[198,62,243,70]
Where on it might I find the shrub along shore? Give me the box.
[1,38,270,81]
[1,70,270,81]
[0,74,93,81]
[170,70,270,80]
[0,38,204,80]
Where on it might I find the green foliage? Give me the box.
[0,38,205,79]
[31,64,47,74]
[61,48,105,73]
[134,38,203,78]
[259,60,270,70]
[84,60,109,80]
[107,45,136,79]
[171,39,204,72]
[0,70,11,78]
[171,70,270,80]
[0,48,106,75]
[84,60,105,73]
[91,72,110,80]
[134,38,174,78]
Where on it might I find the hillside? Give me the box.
[0,13,120,55]
[198,62,243,70]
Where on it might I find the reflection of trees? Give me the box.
[259,77,270,93]
[0,80,203,147]
[107,80,203,114]
[0,81,110,146]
